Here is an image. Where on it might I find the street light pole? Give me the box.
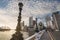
[35,18,39,32]
[10,2,24,40]
[16,2,23,32]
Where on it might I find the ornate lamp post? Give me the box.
[10,2,24,40]
[16,2,23,32]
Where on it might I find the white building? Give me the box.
[46,15,54,29]
[29,16,33,27]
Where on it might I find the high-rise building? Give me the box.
[52,11,60,30]
[29,16,33,27]
[21,21,25,30]
[46,15,55,30]
[28,16,35,36]
[46,16,52,28]
[33,20,36,26]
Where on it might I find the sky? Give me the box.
[0,0,60,29]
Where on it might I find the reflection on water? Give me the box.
[0,30,29,40]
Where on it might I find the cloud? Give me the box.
[0,0,60,29]
[0,8,17,29]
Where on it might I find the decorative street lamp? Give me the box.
[16,2,23,32]
[10,2,24,40]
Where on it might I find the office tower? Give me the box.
[29,16,33,27]
[52,11,60,30]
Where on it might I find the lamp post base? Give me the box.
[10,31,24,40]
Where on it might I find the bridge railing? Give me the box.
[25,30,45,40]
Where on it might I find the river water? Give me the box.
[0,30,29,40]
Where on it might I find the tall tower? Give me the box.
[52,11,60,30]
[46,15,52,28]
[29,16,33,27]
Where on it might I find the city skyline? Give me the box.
[0,0,60,29]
